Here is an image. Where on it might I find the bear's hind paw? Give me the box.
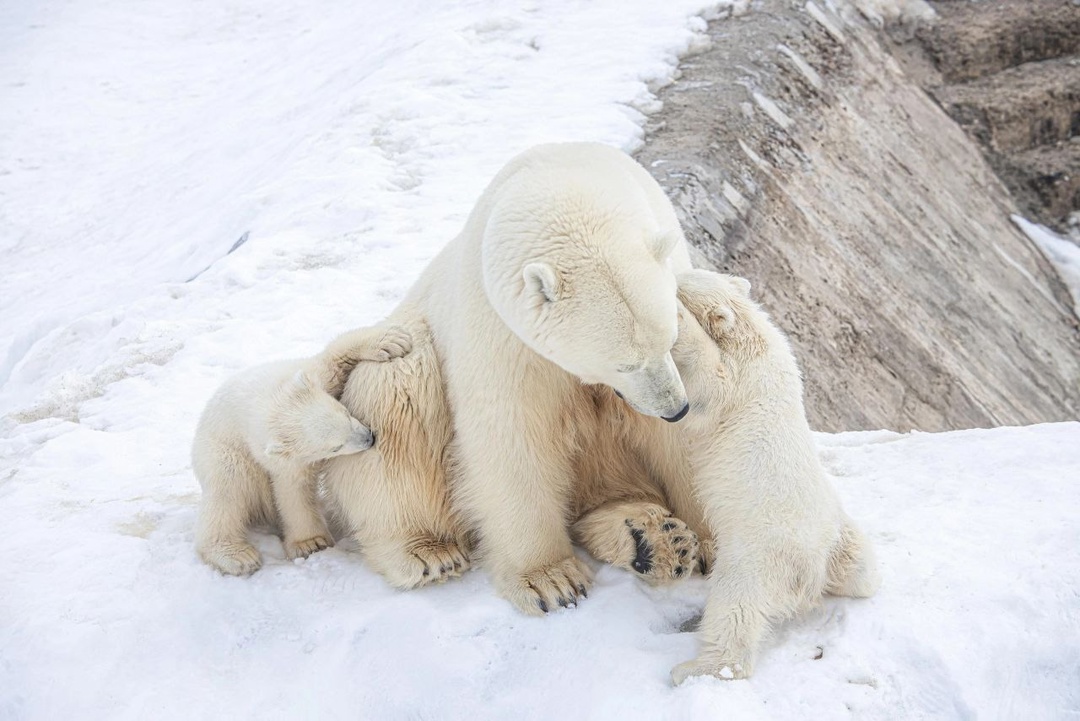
[671,656,752,685]
[284,534,334,561]
[200,541,263,576]
[624,505,699,585]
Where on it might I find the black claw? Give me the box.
[578,584,588,598]
[440,564,450,574]
[422,568,430,577]
[698,556,708,574]
[679,549,688,558]
[557,596,568,608]
[538,599,549,613]
[675,566,685,577]
[662,522,677,531]
[673,536,685,544]
[624,519,633,527]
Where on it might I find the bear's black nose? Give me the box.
[663,402,690,423]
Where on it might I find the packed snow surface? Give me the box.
[2,2,1078,719]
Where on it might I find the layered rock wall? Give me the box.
[638,0,1080,431]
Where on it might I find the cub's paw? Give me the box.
[200,541,262,576]
[505,556,593,616]
[671,655,753,685]
[284,534,334,561]
[368,535,470,589]
[623,504,699,584]
[371,325,413,362]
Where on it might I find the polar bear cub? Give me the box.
[193,324,411,576]
[669,270,880,683]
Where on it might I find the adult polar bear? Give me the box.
[405,142,697,614]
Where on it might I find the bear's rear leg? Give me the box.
[194,448,270,576]
[572,501,699,584]
[362,534,471,589]
[825,520,881,598]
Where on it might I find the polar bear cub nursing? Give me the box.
[670,270,880,683]
[193,325,411,576]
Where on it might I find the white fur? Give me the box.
[192,325,411,575]
[404,142,694,613]
[668,270,881,683]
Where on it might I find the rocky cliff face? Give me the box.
[637,0,1080,432]
[916,0,1080,233]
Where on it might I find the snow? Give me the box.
[1014,215,1080,315]
[2,2,1079,720]
[847,0,934,30]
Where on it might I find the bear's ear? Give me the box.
[289,369,318,393]
[703,305,737,338]
[648,232,679,261]
[523,262,560,303]
[677,270,738,339]
[726,274,752,298]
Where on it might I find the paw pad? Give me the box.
[622,505,700,585]
[629,527,654,574]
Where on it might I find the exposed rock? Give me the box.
[1004,142,1080,222]
[918,0,1080,83]
[637,0,1080,432]
[930,57,1080,154]
[915,1,1080,230]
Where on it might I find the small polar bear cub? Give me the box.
[669,270,880,684]
[193,325,411,576]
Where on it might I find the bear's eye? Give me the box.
[331,444,344,453]
[616,363,639,373]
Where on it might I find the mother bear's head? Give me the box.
[481,160,690,423]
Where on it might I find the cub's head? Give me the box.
[265,370,375,463]
[484,202,689,422]
[674,269,766,367]
[675,270,753,340]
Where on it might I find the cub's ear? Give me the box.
[285,369,319,396]
[676,269,738,338]
[701,303,737,338]
[726,274,752,298]
[523,262,560,303]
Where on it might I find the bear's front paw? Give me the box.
[368,535,470,589]
[623,504,699,584]
[506,556,593,616]
[284,534,334,560]
[671,655,753,685]
[372,325,413,362]
[408,536,470,587]
[200,541,263,576]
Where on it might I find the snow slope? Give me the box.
[1014,215,1080,315]
[2,1,1079,719]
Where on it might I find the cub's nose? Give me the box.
[662,402,690,423]
[351,427,375,450]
